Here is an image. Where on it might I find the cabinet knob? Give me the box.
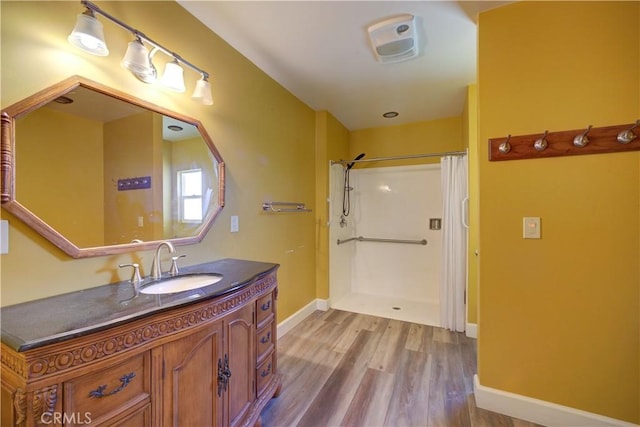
[260,363,272,378]
[260,332,271,344]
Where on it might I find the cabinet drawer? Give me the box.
[256,352,275,396]
[109,404,151,426]
[256,321,274,362]
[256,293,274,326]
[64,352,151,425]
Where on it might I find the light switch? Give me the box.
[231,215,239,233]
[523,217,541,239]
[0,220,8,254]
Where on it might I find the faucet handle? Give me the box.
[119,263,143,288]
[169,255,187,277]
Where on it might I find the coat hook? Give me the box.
[573,125,592,148]
[616,120,640,144]
[498,135,511,154]
[534,130,549,151]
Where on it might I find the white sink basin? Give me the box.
[140,273,223,295]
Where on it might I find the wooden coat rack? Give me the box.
[488,121,640,161]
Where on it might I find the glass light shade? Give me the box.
[191,77,213,105]
[121,38,153,75]
[68,12,109,56]
[160,60,186,92]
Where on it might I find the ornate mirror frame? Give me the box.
[0,76,225,258]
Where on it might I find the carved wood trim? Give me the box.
[12,273,277,381]
[219,162,226,207]
[1,112,12,203]
[1,343,28,379]
[13,387,26,426]
[32,385,58,422]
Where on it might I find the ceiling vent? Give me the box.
[367,14,419,64]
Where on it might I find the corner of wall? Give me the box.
[465,83,479,327]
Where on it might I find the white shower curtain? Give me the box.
[440,155,468,332]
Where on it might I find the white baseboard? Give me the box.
[315,298,329,311]
[277,299,328,338]
[466,322,477,338]
[474,375,638,427]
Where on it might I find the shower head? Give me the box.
[347,153,366,170]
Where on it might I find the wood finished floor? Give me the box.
[261,309,543,427]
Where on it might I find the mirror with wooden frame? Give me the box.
[1,76,225,258]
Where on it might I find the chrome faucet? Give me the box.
[150,241,176,280]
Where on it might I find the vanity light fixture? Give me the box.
[160,59,186,93]
[120,36,153,76]
[68,0,213,105]
[68,7,109,56]
[192,75,214,106]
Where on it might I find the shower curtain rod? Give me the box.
[331,150,466,166]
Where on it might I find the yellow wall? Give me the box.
[16,108,105,247]
[103,112,159,244]
[315,111,350,300]
[0,1,317,325]
[349,116,464,168]
[465,85,479,325]
[478,2,639,423]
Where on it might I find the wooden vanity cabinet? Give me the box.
[161,303,254,426]
[1,269,281,427]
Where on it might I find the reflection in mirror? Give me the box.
[1,76,225,258]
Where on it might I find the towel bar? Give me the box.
[262,202,312,213]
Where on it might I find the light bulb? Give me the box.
[121,37,152,75]
[160,60,185,92]
[68,10,109,56]
[192,76,213,105]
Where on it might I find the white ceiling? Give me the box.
[179,1,510,131]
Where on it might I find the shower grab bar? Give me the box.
[462,196,470,229]
[337,236,427,246]
[262,202,312,213]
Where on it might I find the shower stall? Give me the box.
[328,152,467,329]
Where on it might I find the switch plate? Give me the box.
[230,215,239,233]
[0,220,7,254]
[523,217,541,239]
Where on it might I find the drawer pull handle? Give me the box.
[89,372,136,398]
[261,301,271,311]
[260,332,271,344]
[260,363,272,378]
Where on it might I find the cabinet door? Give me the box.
[226,304,255,427]
[162,323,224,427]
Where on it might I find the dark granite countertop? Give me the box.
[1,258,278,352]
